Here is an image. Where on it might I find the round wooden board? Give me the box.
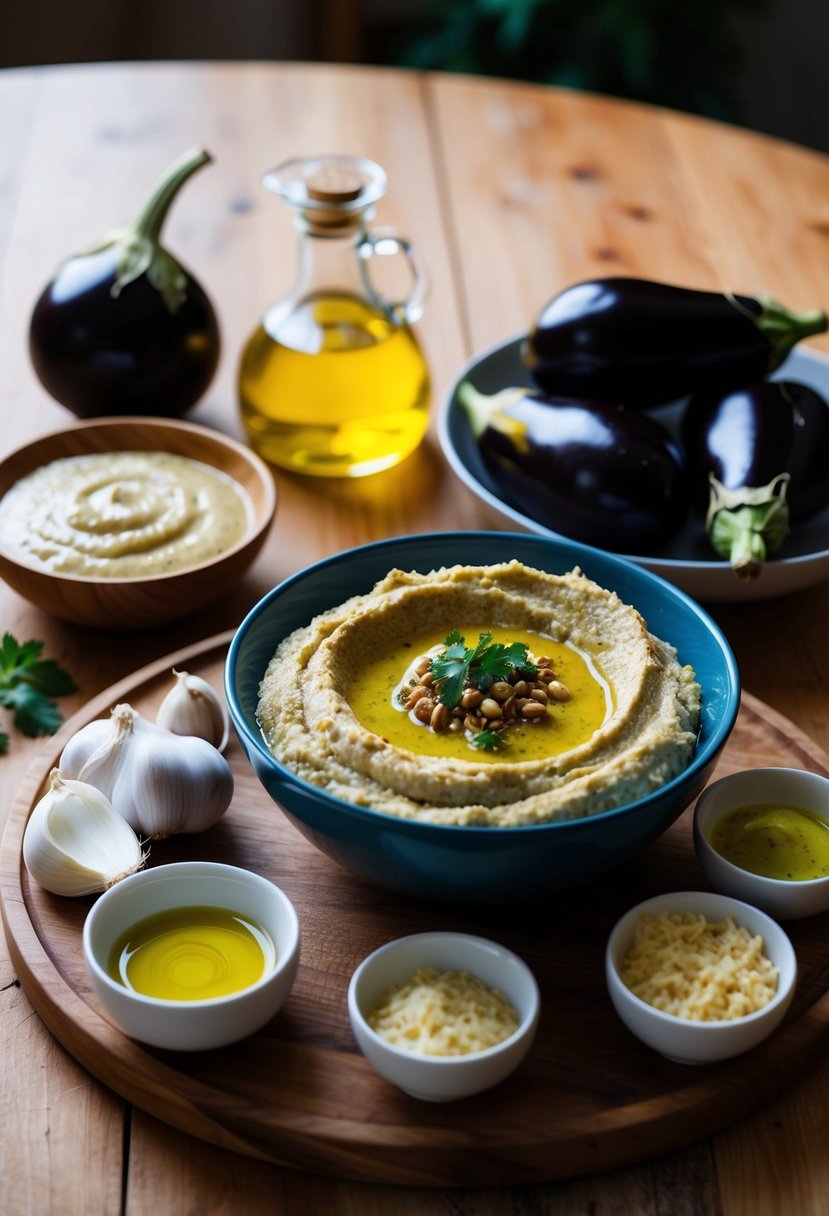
[3,632,829,1188]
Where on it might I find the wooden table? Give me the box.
[2,60,829,1215]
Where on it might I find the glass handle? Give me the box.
[359,230,427,323]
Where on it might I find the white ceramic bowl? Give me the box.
[348,931,540,1102]
[693,768,829,920]
[605,890,797,1065]
[83,861,300,1051]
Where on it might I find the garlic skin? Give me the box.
[60,703,234,839]
[23,769,144,896]
[156,669,229,751]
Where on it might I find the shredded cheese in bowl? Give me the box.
[367,966,520,1055]
[619,911,779,1021]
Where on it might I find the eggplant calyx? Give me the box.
[457,382,530,451]
[725,290,827,371]
[82,147,213,314]
[106,233,189,314]
[706,473,791,580]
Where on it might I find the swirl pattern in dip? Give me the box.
[0,451,251,578]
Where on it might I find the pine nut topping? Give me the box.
[395,630,574,751]
[414,698,435,724]
[404,685,430,710]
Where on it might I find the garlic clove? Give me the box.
[59,715,120,789]
[156,669,229,751]
[62,701,234,839]
[63,704,145,831]
[127,731,234,839]
[22,769,145,897]
[60,703,141,812]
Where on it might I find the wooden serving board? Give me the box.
[3,632,829,1188]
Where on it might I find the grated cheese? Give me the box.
[367,967,519,1055]
[619,912,779,1022]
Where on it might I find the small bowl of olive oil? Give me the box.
[694,768,829,920]
[83,861,300,1050]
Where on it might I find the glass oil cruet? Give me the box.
[238,155,430,478]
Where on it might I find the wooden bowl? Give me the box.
[0,417,276,629]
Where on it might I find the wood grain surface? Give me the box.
[3,636,829,1188]
[3,60,829,1215]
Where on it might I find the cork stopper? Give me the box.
[306,163,368,204]
[303,163,370,230]
[262,155,387,230]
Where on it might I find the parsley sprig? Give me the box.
[0,633,77,753]
[472,728,505,752]
[430,629,537,711]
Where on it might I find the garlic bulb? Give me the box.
[23,769,144,896]
[156,669,229,751]
[60,703,234,839]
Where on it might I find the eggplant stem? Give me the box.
[725,290,827,371]
[108,146,213,312]
[132,146,213,243]
[457,381,528,446]
[707,475,791,579]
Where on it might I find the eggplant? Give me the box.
[681,379,829,579]
[458,382,689,553]
[523,278,827,408]
[29,147,220,419]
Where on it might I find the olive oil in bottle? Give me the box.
[238,156,430,479]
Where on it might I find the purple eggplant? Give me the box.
[29,147,220,419]
[523,279,827,408]
[458,382,689,553]
[681,379,829,579]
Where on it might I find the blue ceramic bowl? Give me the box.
[226,532,739,902]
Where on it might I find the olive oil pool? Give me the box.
[108,906,275,1001]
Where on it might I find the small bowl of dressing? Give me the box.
[348,931,540,1101]
[83,861,300,1050]
[693,768,829,920]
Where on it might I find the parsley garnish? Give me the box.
[430,630,537,710]
[473,728,504,751]
[0,633,77,748]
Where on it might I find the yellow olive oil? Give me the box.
[238,293,430,478]
[108,906,275,1001]
[347,624,611,764]
[710,803,829,881]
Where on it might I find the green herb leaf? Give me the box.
[473,728,505,751]
[0,731,7,755]
[429,630,538,709]
[0,634,77,746]
[0,684,64,737]
[472,640,537,689]
[430,641,469,710]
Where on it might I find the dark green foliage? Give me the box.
[396,0,767,122]
[0,633,77,747]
